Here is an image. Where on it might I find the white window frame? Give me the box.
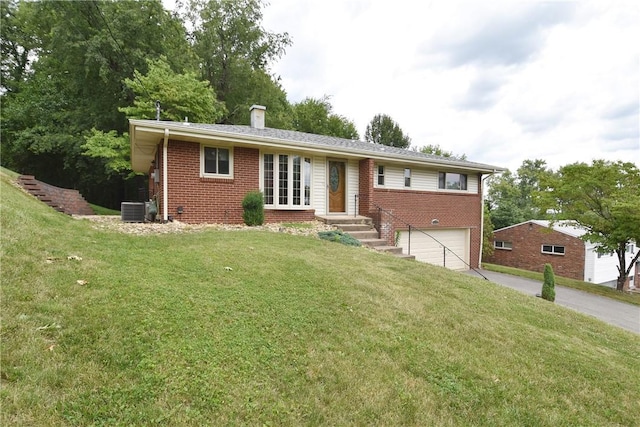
[494,241,513,250]
[200,145,233,178]
[261,152,312,209]
[541,244,565,255]
[438,172,468,191]
[404,168,411,188]
[377,165,385,186]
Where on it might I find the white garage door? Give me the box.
[398,228,470,271]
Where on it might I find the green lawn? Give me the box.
[88,203,120,216]
[2,170,640,426]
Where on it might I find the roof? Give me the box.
[495,220,588,238]
[129,119,507,174]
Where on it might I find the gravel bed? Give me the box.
[73,215,336,237]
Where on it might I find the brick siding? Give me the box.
[358,160,483,268]
[484,222,585,280]
[157,140,317,224]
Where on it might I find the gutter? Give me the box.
[130,120,505,174]
[163,128,169,222]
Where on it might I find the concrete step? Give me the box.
[317,215,372,226]
[359,238,388,248]
[338,223,373,232]
[394,253,416,260]
[344,230,379,240]
[375,245,404,254]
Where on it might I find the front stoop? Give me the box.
[316,215,415,260]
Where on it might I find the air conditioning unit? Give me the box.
[121,202,145,223]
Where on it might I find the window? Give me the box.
[263,153,311,208]
[377,165,385,186]
[404,168,411,187]
[542,245,565,255]
[202,146,232,177]
[627,244,635,254]
[438,172,467,190]
[494,241,513,250]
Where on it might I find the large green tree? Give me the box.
[291,96,359,139]
[186,0,291,125]
[364,114,411,148]
[84,57,226,178]
[537,160,640,291]
[486,159,550,229]
[120,57,225,123]
[0,0,38,94]
[1,0,191,207]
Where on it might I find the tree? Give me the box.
[486,159,550,229]
[418,144,467,160]
[537,160,640,291]
[482,203,495,259]
[541,264,556,302]
[186,0,291,124]
[120,58,225,123]
[291,96,359,139]
[0,0,192,207]
[0,0,39,94]
[364,114,411,148]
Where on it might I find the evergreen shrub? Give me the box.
[242,191,264,226]
[541,263,556,302]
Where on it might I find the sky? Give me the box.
[257,0,640,172]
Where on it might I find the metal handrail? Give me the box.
[371,202,488,280]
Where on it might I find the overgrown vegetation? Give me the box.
[541,263,556,302]
[241,190,265,226]
[2,171,640,426]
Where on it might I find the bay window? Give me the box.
[263,153,311,208]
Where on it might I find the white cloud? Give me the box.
[263,1,640,171]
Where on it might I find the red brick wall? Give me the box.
[358,161,483,268]
[157,140,317,224]
[484,222,585,280]
[358,158,374,215]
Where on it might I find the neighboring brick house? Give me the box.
[485,220,639,288]
[128,106,504,270]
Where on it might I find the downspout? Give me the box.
[163,128,169,222]
[479,170,497,268]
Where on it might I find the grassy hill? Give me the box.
[1,170,639,426]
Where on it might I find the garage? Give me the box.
[398,228,470,271]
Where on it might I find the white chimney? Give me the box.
[250,105,266,129]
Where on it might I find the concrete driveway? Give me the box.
[464,269,640,335]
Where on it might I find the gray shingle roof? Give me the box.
[133,119,505,172]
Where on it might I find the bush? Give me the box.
[541,263,556,302]
[242,191,264,226]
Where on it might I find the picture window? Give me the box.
[438,172,467,190]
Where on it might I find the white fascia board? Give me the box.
[129,120,503,174]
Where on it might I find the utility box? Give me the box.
[121,202,145,222]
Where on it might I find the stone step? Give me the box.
[394,253,416,260]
